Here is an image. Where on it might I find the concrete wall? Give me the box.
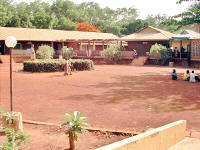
[95,120,186,150]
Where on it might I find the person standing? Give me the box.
[30,44,36,60]
[64,57,72,76]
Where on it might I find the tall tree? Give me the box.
[8,2,32,27]
[116,7,138,22]
[145,14,178,32]
[0,0,14,26]
[51,0,79,22]
[56,16,77,30]
[121,19,148,35]
[30,0,53,29]
[77,22,99,32]
[171,2,200,29]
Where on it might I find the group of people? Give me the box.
[169,46,186,58]
[171,69,200,82]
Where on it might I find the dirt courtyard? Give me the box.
[1,63,200,133]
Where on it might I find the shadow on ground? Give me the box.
[60,74,200,113]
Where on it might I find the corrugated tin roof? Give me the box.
[172,30,200,40]
[120,26,175,41]
[0,27,119,41]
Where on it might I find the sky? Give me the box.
[15,0,195,19]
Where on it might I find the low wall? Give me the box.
[95,120,186,150]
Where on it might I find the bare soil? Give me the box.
[0,123,128,150]
[1,62,200,135]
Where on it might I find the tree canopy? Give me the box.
[165,2,200,30]
[0,0,193,36]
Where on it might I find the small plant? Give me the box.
[36,45,55,59]
[0,128,29,150]
[102,44,122,64]
[61,46,73,58]
[3,112,18,125]
[61,111,89,150]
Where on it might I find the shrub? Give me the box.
[36,45,55,59]
[0,109,29,150]
[0,128,29,150]
[61,46,73,58]
[23,59,94,72]
[150,43,170,60]
[102,44,122,63]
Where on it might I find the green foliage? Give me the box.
[144,14,179,33]
[0,107,4,115]
[102,44,122,63]
[3,112,18,125]
[0,0,14,26]
[177,0,199,4]
[61,46,73,58]
[0,109,29,150]
[23,59,94,72]
[0,128,29,150]
[150,43,170,60]
[121,19,148,35]
[36,45,55,59]
[61,111,89,141]
[0,0,181,35]
[167,2,200,30]
[55,16,77,30]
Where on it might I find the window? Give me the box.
[14,43,22,50]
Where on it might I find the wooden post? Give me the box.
[93,41,95,51]
[102,41,104,51]
[51,41,53,48]
[88,41,90,56]
[120,41,123,51]
[80,41,82,51]
[188,40,192,67]
[62,42,64,48]
[180,40,182,60]
[106,41,108,49]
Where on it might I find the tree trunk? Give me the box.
[69,132,75,150]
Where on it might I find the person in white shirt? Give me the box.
[64,57,72,76]
[190,71,200,82]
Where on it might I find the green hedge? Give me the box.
[23,59,94,72]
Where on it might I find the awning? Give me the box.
[171,37,190,41]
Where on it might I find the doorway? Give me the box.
[0,41,5,55]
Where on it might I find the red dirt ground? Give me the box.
[0,123,128,150]
[1,62,200,134]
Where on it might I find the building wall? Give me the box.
[127,41,170,56]
[191,39,200,57]
[194,23,200,33]
[2,40,108,55]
